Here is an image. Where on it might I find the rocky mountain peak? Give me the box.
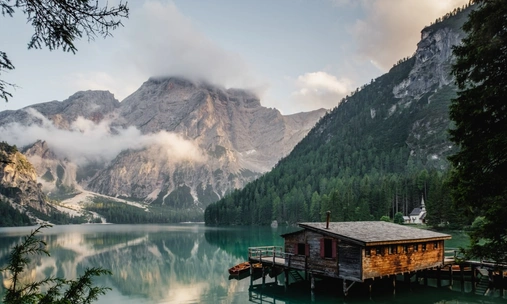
[0,76,325,214]
[0,142,49,214]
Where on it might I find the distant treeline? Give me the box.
[0,199,32,227]
[85,197,203,224]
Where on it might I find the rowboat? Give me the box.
[228,262,250,275]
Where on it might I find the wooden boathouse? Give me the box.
[249,220,451,294]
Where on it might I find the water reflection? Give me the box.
[0,225,505,304]
[0,224,250,303]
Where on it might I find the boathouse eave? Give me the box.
[280,229,304,238]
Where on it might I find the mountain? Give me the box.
[0,78,325,220]
[0,142,48,212]
[204,6,473,226]
[87,78,325,207]
[0,141,94,225]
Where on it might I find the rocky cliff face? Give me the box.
[0,142,49,214]
[23,140,80,194]
[88,78,325,206]
[0,79,325,210]
[391,9,472,169]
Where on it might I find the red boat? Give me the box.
[228,262,250,275]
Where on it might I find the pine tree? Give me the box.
[449,0,507,263]
[1,224,111,303]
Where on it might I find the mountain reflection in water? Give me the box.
[0,224,505,304]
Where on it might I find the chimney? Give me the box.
[326,211,331,229]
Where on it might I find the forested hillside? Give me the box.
[205,7,473,227]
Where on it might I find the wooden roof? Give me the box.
[297,221,451,246]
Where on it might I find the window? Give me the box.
[376,247,382,255]
[422,243,426,251]
[324,239,333,258]
[403,245,408,253]
[390,245,397,254]
[320,238,336,259]
[297,243,307,256]
[434,242,439,249]
[365,248,371,257]
[413,244,418,252]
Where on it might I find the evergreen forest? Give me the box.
[204,8,475,227]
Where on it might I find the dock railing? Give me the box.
[248,246,296,267]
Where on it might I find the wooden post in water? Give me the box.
[284,269,289,288]
[392,275,396,295]
[250,266,254,286]
[471,265,476,293]
[448,265,453,288]
[437,266,442,287]
[460,264,465,292]
[423,269,428,286]
[499,270,504,297]
[262,266,266,287]
[404,272,411,285]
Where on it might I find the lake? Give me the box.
[0,224,504,303]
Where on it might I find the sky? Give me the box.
[0,0,468,115]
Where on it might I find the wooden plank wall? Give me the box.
[362,240,445,280]
[284,232,307,270]
[338,242,362,281]
[284,231,340,278]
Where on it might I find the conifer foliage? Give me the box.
[0,0,129,102]
[1,224,111,304]
[449,0,507,263]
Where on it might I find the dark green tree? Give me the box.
[0,0,129,102]
[1,224,111,303]
[393,212,404,224]
[449,0,507,263]
[380,215,391,222]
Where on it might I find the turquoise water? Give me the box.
[0,224,503,303]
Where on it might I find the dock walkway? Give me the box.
[248,246,287,267]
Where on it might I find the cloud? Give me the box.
[352,0,469,71]
[0,108,205,166]
[290,71,352,112]
[115,1,257,90]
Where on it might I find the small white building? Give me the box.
[409,197,426,224]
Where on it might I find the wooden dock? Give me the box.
[246,246,507,297]
[248,246,287,267]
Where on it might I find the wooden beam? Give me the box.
[343,280,356,296]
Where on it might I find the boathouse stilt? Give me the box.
[499,270,504,296]
[310,274,315,290]
[404,272,411,285]
[448,265,453,288]
[392,275,396,294]
[471,265,476,292]
[262,266,266,287]
[460,264,465,292]
[343,280,355,296]
[436,267,441,287]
